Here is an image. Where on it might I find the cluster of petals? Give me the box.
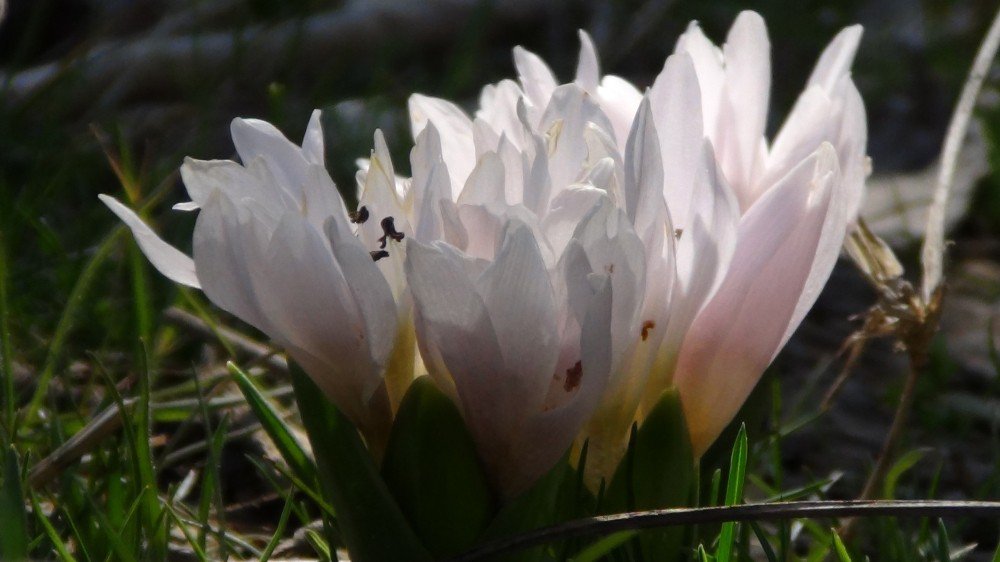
[102,10,867,495]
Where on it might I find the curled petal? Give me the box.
[99,195,201,289]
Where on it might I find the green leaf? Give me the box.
[570,531,638,562]
[289,362,431,562]
[831,529,852,562]
[715,424,748,562]
[381,376,495,557]
[480,455,574,562]
[604,388,695,561]
[883,447,930,499]
[135,346,166,562]
[935,519,950,562]
[0,446,29,561]
[230,362,317,487]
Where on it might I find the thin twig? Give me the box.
[920,6,1000,302]
[448,500,1000,561]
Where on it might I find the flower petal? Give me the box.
[409,94,476,193]
[513,45,558,120]
[100,195,201,289]
[575,30,600,93]
[475,220,559,417]
[674,143,839,455]
[808,25,863,92]
[301,109,325,166]
[715,10,771,206]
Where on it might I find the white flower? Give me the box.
[101,112,413,450]
[402,121,647,495]
[405,10,867,479]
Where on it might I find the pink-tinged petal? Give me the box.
[100,195,201,289]
[644,143,740,415]
[715,11,771,206]
[301,109,325,166]
[458,152,506,206]
[649,52,704,230]
[835,78,868,219]
[808,25,863,92]
[325,218,399,370]
[674,22,724,133]
[762,86,833,191]
[513,45,558,119]
[777,143,847,351]
[674,142,740,299]
[575,30,600,93]
[674,144,839,456]
[408,94,476,192]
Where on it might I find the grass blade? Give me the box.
[0,446,29,561]
[229,362,316,486]
[30,491,78,562]
[831,529,852,562]
[715,424,748,562]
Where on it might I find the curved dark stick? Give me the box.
[448,500,1000,561]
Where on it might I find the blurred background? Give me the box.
[1,0,999,559]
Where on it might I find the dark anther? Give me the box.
[370,250,390,262]
[349,205,370,224]
[378,216,405,249]
[674,228,684,240]
[564,360,583,392]
[641,320,656,341]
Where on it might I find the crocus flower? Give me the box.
[403,104,648,494]
[405,9,867,478]
[101,112,418,452]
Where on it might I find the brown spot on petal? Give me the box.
[349,205,370,224]
[370,250,390,262]
[605,263,614,274]
[564,361,583,392]
[641,320,655,341]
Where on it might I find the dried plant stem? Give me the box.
[839,348,928,540]
[859,349,926,501]
[920,6,1000,301]
[820,334,869,412]
[448,500,1000,561]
